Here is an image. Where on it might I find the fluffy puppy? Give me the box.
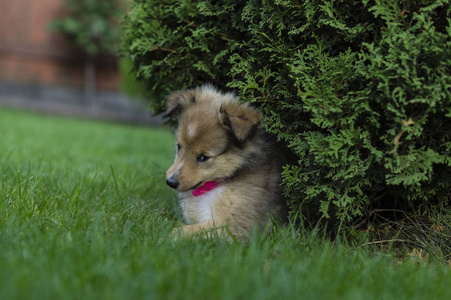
[165,85,286,240]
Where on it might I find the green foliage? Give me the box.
[118,57,147,98]
[50,0,124,56]
[121,0,451,223]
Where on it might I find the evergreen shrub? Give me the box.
[121,0,451,224]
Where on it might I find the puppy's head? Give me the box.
[165,85,262,192]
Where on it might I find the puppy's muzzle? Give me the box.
[166,176,179,189]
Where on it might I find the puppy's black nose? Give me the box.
[166,177,179,189]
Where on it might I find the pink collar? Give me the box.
[192,181,219,197]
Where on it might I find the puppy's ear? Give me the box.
[165,89,196,119]
[220,102,262,142]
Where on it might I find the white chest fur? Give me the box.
[180,186,223,224]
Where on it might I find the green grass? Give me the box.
[0,109,449,299]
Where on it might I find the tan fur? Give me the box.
[166,85,286,240]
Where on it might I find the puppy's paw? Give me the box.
[169,225,186,241]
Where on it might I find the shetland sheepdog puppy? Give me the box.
[165,85,286,240]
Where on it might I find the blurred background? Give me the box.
[0,0,160,125]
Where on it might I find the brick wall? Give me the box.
[0,0,121,90]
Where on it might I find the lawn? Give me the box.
[0,109,449,299]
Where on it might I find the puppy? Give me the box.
[165,85,286,240]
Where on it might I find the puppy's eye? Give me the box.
[197,155,210,163]
[176,144,181,152]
